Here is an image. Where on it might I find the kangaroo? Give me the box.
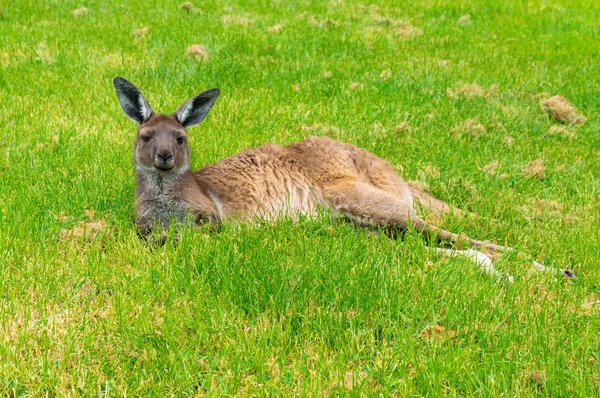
[113,77,575,282]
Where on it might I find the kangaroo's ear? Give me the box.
[113,77,154,125]
[174,88,220,128]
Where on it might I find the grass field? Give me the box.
[1,0,599,395]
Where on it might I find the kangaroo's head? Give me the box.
[113,77,220,175]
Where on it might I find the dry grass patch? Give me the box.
[379,69,392,80]
[343,370,368,391]
[268,24,283,32]
[372,15,393,26]
[322,18,341,28]
[133,27,149,44]
[134,27,149,37]
[59,210,107,242]
[185,44,209,62]
[582,294,600,316]
[367,12,423,39]
[72,7,88,18]
[523,159,545,180]
[222,15,252,26]
[0,51,10,67]
[179,2,202,14]
[302,14,342,28]
[481,160,500,177]
[526,370,546,388]
[394,122,411,134]
[453,119,485,138]
[457,14,472,26]
[540,95,587,125]
[503,136,515,146]
[519,198,566,221]
[447,83,495,99]
[394,24,423,39]
[548,125,576,138]
[418,164,441,180]
[349,82,364,90]
[300,123,344,138]
[421,324,456,343]
[35,42,56,65]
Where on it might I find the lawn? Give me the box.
[0,0,599,395]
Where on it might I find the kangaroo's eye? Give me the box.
[140,135,151,143]
[176,137,185,144]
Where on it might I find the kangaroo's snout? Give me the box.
[154,150,175,171]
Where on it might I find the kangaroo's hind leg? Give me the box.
[409,181,576,278]
[323,179,511,280]
[407,181,468,223]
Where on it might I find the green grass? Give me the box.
[1,0,599,395]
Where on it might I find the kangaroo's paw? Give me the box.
[533,260,576,279]
[561,269,576,279]
[434,248,513,282]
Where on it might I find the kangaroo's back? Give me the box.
[189,136,412,221]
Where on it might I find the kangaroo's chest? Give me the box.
[143,196,189,219]
[136,177,195,229]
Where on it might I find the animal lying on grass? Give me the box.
[113,77,576,282]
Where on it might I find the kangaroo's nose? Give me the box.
[157,151,173,163]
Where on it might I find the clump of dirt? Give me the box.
[268,24,282,32]
[73,7,88,18]
[523,159,545,180]
[547,125,576,138]
[453,119,485,137]
[185,44,209,62]
[179,2,202,13]
[349,82,364,90]
[59,210,107,242]
[540,95,586,125]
